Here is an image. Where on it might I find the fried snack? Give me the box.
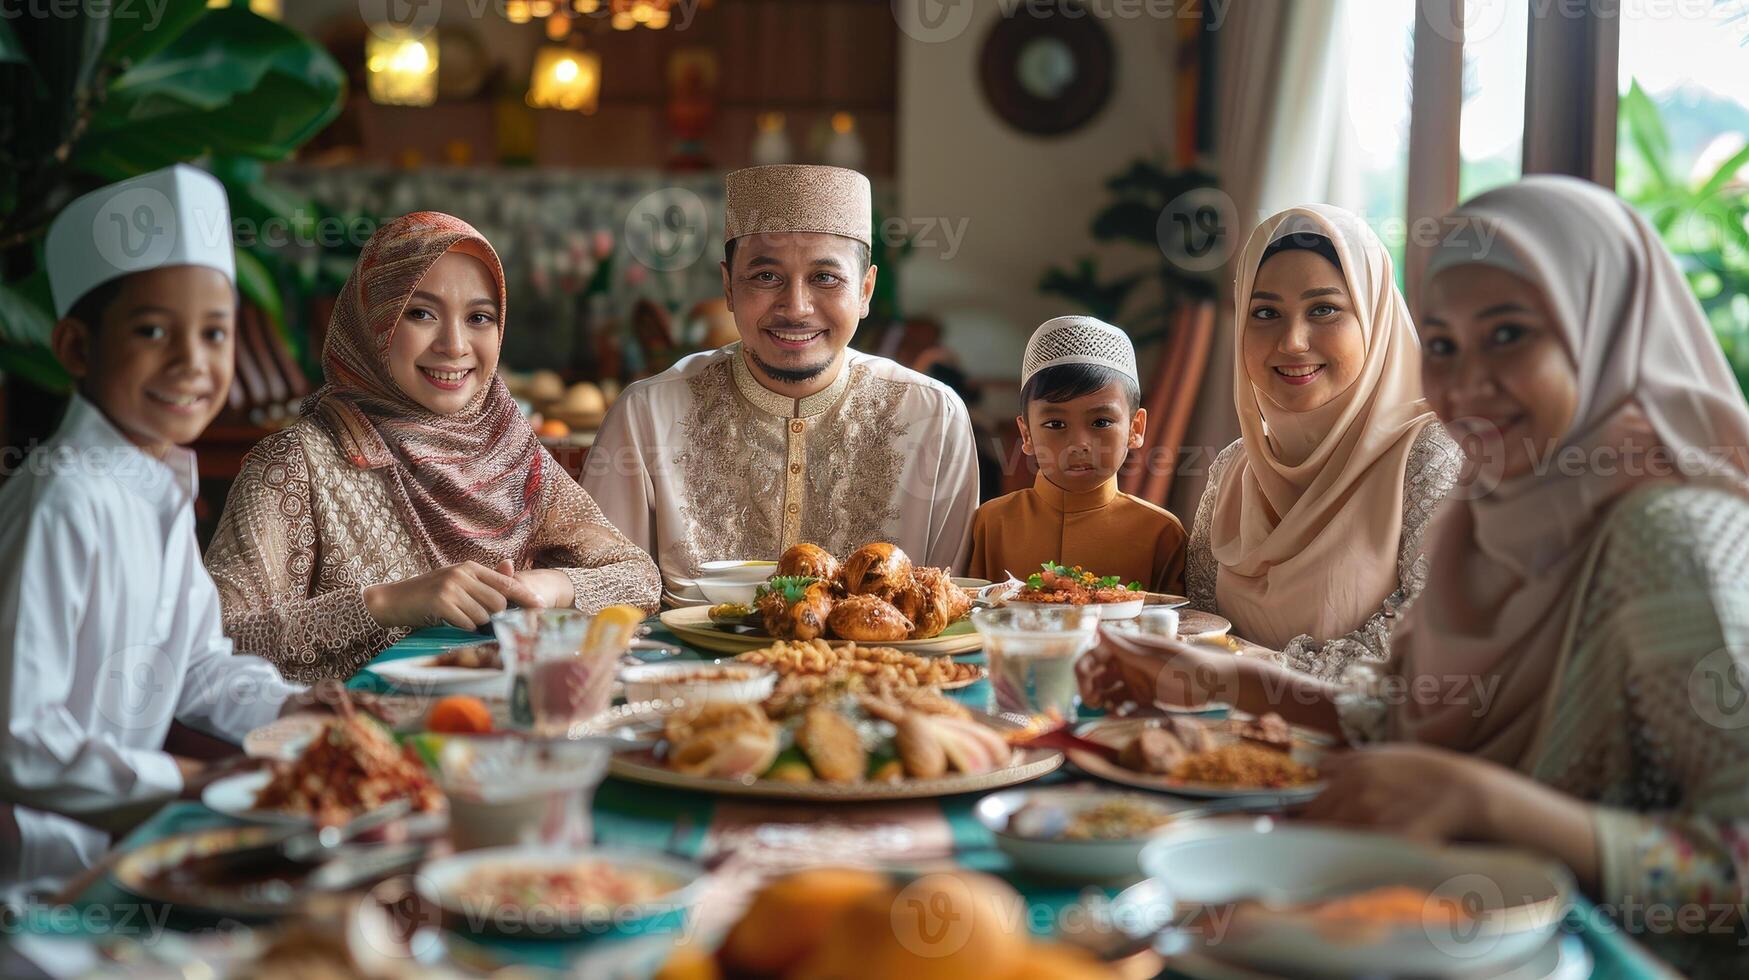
[1234,712,1294,752]
[797,706,866,783]
[891,565,960,639]
[859,687,972,724]
[736,640,983,690]
[253,713,444,826]
[1164,715,1214,754]
[779,542,841,582]
[826,593,913,642]
[841,542,913,598]
[757,579,834,641]
[1119,727,1188,775]
[663,703,778,779]
[894,712,947,779]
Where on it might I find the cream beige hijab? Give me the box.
[1209,206,1439,649]
[1390,176,1749,769]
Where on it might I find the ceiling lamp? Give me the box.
[527,45,602,115]
[365,28,440,107]
[505,0,685,31]
[205,0,281,15]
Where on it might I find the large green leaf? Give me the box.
[233,246,283,334]
[0,19,26,65]
[101,0,208,68]
[0,278,68,391]
[1696,141,1749,202]
[73,7,344,180]
[1620,81,1674,195]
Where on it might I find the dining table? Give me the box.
[5,620,1670,979]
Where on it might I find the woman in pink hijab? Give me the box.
[1085,177,1749,975]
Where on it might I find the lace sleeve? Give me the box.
[204,430,402,683]
[1274,424,1462,682]
[1184,439,1240,614]
[1570,487,1749,926]
[529,450,662,616]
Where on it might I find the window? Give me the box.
[1458,0,1528,199]
[1341,0,1418,281]
[1618,2,1749,390]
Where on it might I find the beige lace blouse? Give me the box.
[205,419,661,683]
[1342,483,1749,978]
[1185,424,1462,678]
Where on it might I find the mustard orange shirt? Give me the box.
[967,474,1187,594]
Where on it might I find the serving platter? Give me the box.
[607,710,1062,802]
[1067,717,1327,804]
[658,606,984,656]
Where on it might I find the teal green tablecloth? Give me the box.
[25,625,1668,978]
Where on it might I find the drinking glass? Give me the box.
[490,608,608,734]
[971,605,1101,724]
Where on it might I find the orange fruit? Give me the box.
[537,418,571,438]
[426,695,493,734]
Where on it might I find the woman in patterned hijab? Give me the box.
[207,212,659,682]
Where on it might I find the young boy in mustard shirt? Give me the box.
[968,316,1187,593]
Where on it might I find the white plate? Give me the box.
[1008,598,1146,621]
[417,844,705,938]
[200,771,311,826]
[1068,718,1327,804]
[1137,818,1573,978]
[975,786,1206,881]
[369,653,510,695]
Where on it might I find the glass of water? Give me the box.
[971,605,1102,725]
[491,608,602,733]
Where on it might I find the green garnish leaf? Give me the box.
[1026,573,1044,589]
[1128,581,1143,591]
[756,575,819,605]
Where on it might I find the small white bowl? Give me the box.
[975,787,1201,882]
[619,661,776,708]
[697,560,778,584]
[695,561,777,605]
[694,577,765,606]
[1137,817,1572,977]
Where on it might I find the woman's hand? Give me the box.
[363,560,546,629]
[1298,744,1599,887]
[1298,744,1501,844]
[1078,629,1238,713]
[503,561,575,610]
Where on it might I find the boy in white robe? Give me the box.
[0,165,301,897]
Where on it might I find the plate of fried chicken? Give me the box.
[660,542,984,656]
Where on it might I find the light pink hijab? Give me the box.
[1209,206,1439,649]
[1390,176,1749,769]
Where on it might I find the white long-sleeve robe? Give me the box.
[0,395,298,897]
[583,345,979,600]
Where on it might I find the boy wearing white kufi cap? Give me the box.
[967,316,1187,593]
[585,164,980,597]
[0,164,303,899]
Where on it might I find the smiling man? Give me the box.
[584,165,979,600]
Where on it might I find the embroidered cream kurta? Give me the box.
[583,344,980,600]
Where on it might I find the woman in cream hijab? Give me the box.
[1088,178,1749,976]
[1185,205,1461,678]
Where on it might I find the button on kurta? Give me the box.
[790,420,805,433]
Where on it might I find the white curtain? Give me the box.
[1172,0,1353,517]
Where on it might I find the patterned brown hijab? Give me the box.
[306,211,548,569]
